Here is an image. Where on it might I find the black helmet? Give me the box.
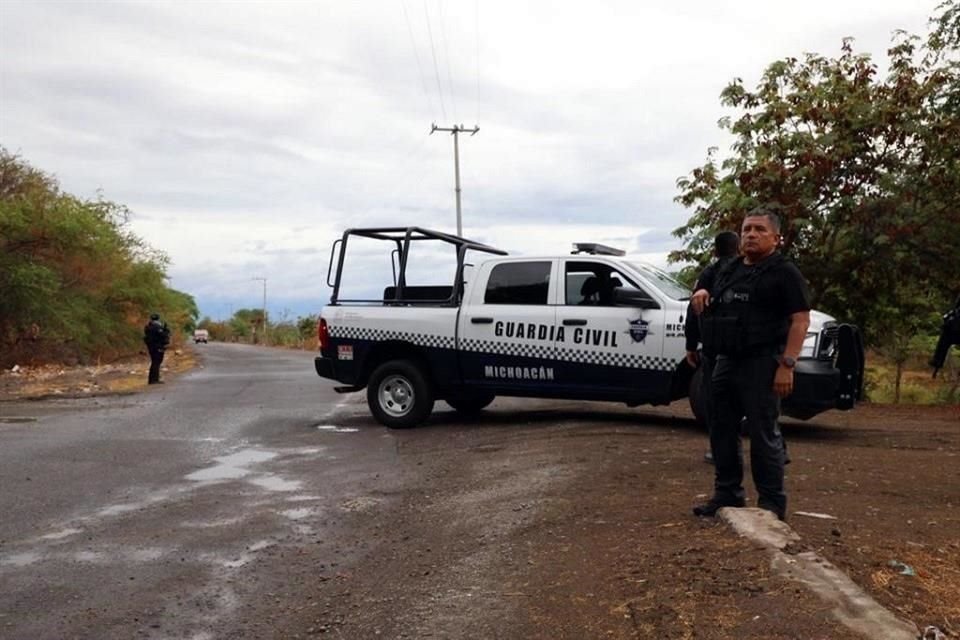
[149,313,160,321]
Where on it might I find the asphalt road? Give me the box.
[0,343,388,639]
[2,344,953,639]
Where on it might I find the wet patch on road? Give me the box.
[315,425,359,433]
[280,508,318,520]
[0,551,42,567]
[40,527,83,541]
[248,474,302,492]
[186,449,279,481]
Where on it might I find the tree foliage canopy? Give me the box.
[0,149,197,366]
[672,2,960,345]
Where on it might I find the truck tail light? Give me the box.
[317,318,329,350]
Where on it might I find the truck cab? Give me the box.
[315,227,864,428]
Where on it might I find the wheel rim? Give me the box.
[378,374,415,418]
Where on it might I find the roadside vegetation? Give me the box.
[671,1,960,402]
[0,148,198,368]
[195,311,318,350]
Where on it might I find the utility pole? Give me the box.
[251,277,267,345]
[431,123,479,237]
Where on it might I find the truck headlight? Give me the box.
[800,331,818,358]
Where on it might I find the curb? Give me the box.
[719,508,919,640]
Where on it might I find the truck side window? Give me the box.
[565,262,648,306]
[485,262,551,305]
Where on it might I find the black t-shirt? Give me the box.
[685,256,735,351]
[719,255,811,317]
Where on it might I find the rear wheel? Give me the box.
[366,360,434,429]
[446,392,495,415]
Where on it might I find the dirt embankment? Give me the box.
[0,347,198,402]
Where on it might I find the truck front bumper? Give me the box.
[784,323,864,420]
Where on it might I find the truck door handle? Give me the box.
[563,319,587,326]
[471,317,494,324]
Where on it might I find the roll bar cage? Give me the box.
[326,227,508,306]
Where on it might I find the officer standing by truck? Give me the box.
[690,210,810,521]
[144,313,171,385]
[685,231,739,463]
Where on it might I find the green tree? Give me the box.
[672,2,960,385]
[0,149,197,366]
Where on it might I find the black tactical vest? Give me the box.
[700,253,790,357]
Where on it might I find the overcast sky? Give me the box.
[0,0,934,321]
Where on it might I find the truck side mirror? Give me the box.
[613,287,660,309]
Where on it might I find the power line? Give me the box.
[475,0,481,125]
[437,0,458,124]
[400,0,435,119]
[422,0,447,122]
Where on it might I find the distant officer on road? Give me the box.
[685,231,739,464]
[144,313,171,385]
[691,209,810,521]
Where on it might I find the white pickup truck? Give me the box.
[315,227,864,428]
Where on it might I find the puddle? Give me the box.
[186,449,278,482]
[41,527,83,541]
[280,508,316,520]
[285,495,322,502]
[98,502,145,517]
[292,447,325,455]
[181,517,246,529]
[129,548,165,562]
[1,551,42,567]
[0,417,38,424]
[248,474,301,492]
[223,555,253,569]
[315,425,359,433]
[248,540,273,552]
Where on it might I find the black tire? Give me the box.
[366,359,434,429]
[446,392,495,415]
[688,365,707,428]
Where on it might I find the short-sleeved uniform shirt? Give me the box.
[685,256,735,352]
[719,256,811,318]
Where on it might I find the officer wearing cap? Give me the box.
[143,313,171,385]
[690,209,810,521]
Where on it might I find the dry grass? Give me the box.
[0,347,199,401]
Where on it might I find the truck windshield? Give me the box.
[624,262,690,300]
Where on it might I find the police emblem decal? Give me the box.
[628,317,649,343]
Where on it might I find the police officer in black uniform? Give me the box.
[143,313,171,385]
[685,231,739,463]
[930,294,960,378]
[690,210,810,521]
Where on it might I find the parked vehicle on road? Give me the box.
[315,227,864,428]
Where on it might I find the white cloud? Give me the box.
[0,0,936,318]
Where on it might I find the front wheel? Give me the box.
[366,360,434,429]
[446,392,495,415]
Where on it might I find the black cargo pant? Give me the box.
[710,354,786,518]
[148,347,165,384]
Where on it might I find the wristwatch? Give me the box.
[779,355,797,369]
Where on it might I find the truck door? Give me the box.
[457,260,560,390]
[554,259,669,401]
